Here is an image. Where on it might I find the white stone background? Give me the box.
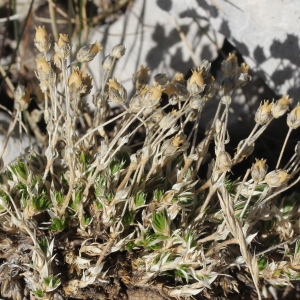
[1,0,299,165]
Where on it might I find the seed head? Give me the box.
[35,56,51,75]
[34,25,51,52]
[14,84,31,111]
[68,67,92,94]
[107,77,127,104]
[187,70,205,95]
[133,65,150,90]
[102,55,114,71]
[111,44,126,59]
[236,63,251,87]
[54,33,71,59]
[265,169,290,187]
[255,100,273,125]
[75,41,103,64]
[287,102,300,129]
[142,85,163,107]
[235,139,255,163]
[221,53,238,76]
[272,95,292,118]
[217,151,232,173]
[251,158,268,182]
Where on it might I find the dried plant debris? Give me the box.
[0,25,300,300]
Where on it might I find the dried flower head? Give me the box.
[142,85,163,107]
[106,77,127,104]
[34,25,51,52]
[251,158,268,182]
[287,102,300,129]
[265,169,290,187]
[133,65,150,90]
[255,100,273,125]
[217,151,232,173]
[35,56,51,75]
[111,44,126,59]
[236,63,251,87]
[74,41,103,64]
[272,95,292,118]
[222,53,238,76]
[102,55,114,71]
[68,67,92,94]
[14,84,31,111]
[54,33,71,59]
[187,70,205,95]
[235,139,255,163]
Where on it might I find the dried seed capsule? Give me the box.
[236,63,251,87]
[265,169,290,187]
[14,84,31,111]
[133,65,150,90]
[221,53,238,76]
[72,41,103,65]
[34,25,51,53]
[255,100,273,125]
[68,67,92,94]
[107,77,127,104]
[287,103,300,129]
[102,55,114,71]
[251,158,268,182]
[111,44,126,59]
[197,60,211,77]
[235,139,255,163]
[159,111,177,129]
[154,73,168,86]
[54,33,71,59]
[142,85,163,107]
[217,151,232,173]
[187,70,205,95]
[272,95,292,118]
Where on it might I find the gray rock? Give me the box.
[157,0,300,100]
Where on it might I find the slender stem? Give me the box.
[276,127,292,169]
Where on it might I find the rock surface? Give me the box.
[157,0,300,100]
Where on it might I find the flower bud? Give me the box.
[14,84,31,111]
[265,169,290,187]
[111,44,126,59]
[287,103,300,129]
[106,77,127,104]
[133,65,150,90]
[251,158,268,182]
[34,25,51,53]
[54,33,71,59]
[271,95,292,118]
[255,100,273,125]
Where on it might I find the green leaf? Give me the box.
[134,191,146,207]
[257,256,267,271]
[32,194,52,210]
[14,160,28,180]
[295,240,300,255]
[125,241,135,252]
[154,189,164,201]
[49,217,68,231]
[123,210,135,225]
[38,237,49,255]
[152,209,170,236]
[32,288,45,297]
